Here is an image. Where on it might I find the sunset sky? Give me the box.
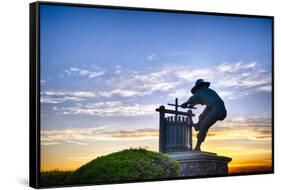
[40,4,272,173]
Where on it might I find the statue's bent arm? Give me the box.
[181,94,201,108]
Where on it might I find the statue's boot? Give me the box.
[194,133,202,151]
[194,146,201,151]
[193,144,201,151]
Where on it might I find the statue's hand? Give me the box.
[181,103,188,108]
[187,104,194,109]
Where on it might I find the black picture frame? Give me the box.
[30,1,274,188]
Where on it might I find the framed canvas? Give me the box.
[29,1,274,188]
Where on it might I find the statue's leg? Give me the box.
[194,110,218,151]
[195,107,211,131]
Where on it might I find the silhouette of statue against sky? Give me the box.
[181,79,227,151]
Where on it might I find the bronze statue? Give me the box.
[181,79,227,151]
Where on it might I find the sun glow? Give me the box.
[41,118,272,174]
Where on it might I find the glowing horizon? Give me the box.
[41,117,272,172]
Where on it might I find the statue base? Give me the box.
[168,151,232,176]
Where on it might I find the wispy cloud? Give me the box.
[175,68,212,82]
[161,61,271,100]
[43,61,271,105]
[98,89,148,97]
[147,53,158,61]
[208,117,272,141]
[41,127,158,146]
[109,128,157,138]
[41,88,149,104]
[64,66,105,79]
[168,51,188,56]
[54,101,158,117]
[172,61,270,93]
[132,70,176,92]
[44,91,96,97]
[41,117,271,146]
[168,89,190,99]
[173,61,271,100]
[41,96,84,104]
[41,91,96,104]
[105,69,180,97]
[216,117,272,128]
[257,85,272,92]
[215,62,271,89]
[217,62,256,73]
[114,65,122,74]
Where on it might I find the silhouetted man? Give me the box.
[181,79,227,151]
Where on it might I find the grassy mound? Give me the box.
[64,148,179,185]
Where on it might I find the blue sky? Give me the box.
[40,4,272,126]
[39,5,272,170]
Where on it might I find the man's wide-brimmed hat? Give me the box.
[191,79,210,94]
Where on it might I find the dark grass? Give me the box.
[40,170,72,186]
[40,148,179,186]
